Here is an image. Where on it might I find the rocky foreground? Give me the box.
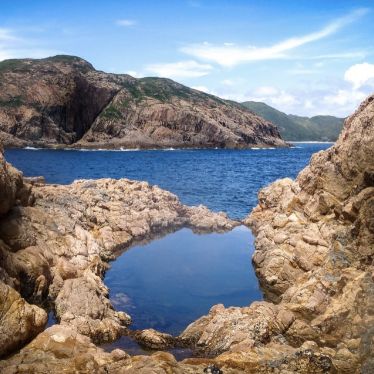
[0,144,239,371]
[0,55,286,150]
[179,95,374,372]
[0,95,373,373]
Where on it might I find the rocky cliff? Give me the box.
[0,55,286,149]
[180,95,374,372]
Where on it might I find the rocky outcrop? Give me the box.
[0,55,287,149]
[0,143,238,358]
[180,95,374,372]
[0,281,47,358]
[1,95,373,372]
[0,324,217,374]
[0,144,23,216]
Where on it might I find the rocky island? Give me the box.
[0,91,373,372]
[0,55,286,150]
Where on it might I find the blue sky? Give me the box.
[0,0,373,116]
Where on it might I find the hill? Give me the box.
[0,56,286,149]
[241,101,344,141]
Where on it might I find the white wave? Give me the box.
[24,146,41,150]
[290,141,334,144]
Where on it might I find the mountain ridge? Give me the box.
[0,55,287,149]
[241,100,344,141]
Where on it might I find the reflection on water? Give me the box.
[105,225,262,336]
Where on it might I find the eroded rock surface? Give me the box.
[0,55,287,149]
[0,281,47,358]
[1,95,373,372]
[0,145,237,360]
[180,95,374,372]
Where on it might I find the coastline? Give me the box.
[1,96,373,372]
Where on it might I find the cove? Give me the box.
[104,225,261,339]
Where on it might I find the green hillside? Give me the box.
[241,101,344,141]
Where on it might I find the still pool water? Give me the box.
[105,225,259,336]
[5,143,332,219]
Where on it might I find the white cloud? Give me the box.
[309,51,366,60]
[192,85,211,93]
[0,28,19,42]
[254,86,279,96]
[145,60,213,79]
[344,62,374,89]
[221,79,234,86]
[323,89,366,107]
[270,91,298,107]
[288,68,317,75]
[181,8,368,66]
[304,99,315,110]
[241,86,299,112]
[116,19,137,27]
[0,27,63,61]
[125,70,141,78]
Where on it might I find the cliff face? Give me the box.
[180,95,374,372]
[0,56,286,149]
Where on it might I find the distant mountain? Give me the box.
[241,101,344,141]
[0,55,286,149]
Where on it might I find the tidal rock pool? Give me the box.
[105,225,261,337]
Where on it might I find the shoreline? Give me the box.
[3,142,331,153]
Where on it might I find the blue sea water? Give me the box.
[4,143,332,346]
[5,143,331,220]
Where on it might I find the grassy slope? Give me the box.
[242,101,344,141]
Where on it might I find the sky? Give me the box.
[0,0,373,117]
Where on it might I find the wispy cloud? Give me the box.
[0,28,19,42]
[192,85,211,93]
[181,8,368,66]
[248,86,299,108]
[145,60,213,79]
[116,19,137,27]
[0,26,62,61]
[308,51,367,60]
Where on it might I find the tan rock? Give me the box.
[0,280,47,357]
[179,94,374,372]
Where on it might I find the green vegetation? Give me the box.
[140,77,191,102]
[0,59,27,72]
[45,55,84,63]
[0,96,23,108]
[100,105,122,120]
[121,81,144,102]
[120,76,226,106]
[241,101,344,141]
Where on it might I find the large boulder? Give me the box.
[0,281,47,357]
